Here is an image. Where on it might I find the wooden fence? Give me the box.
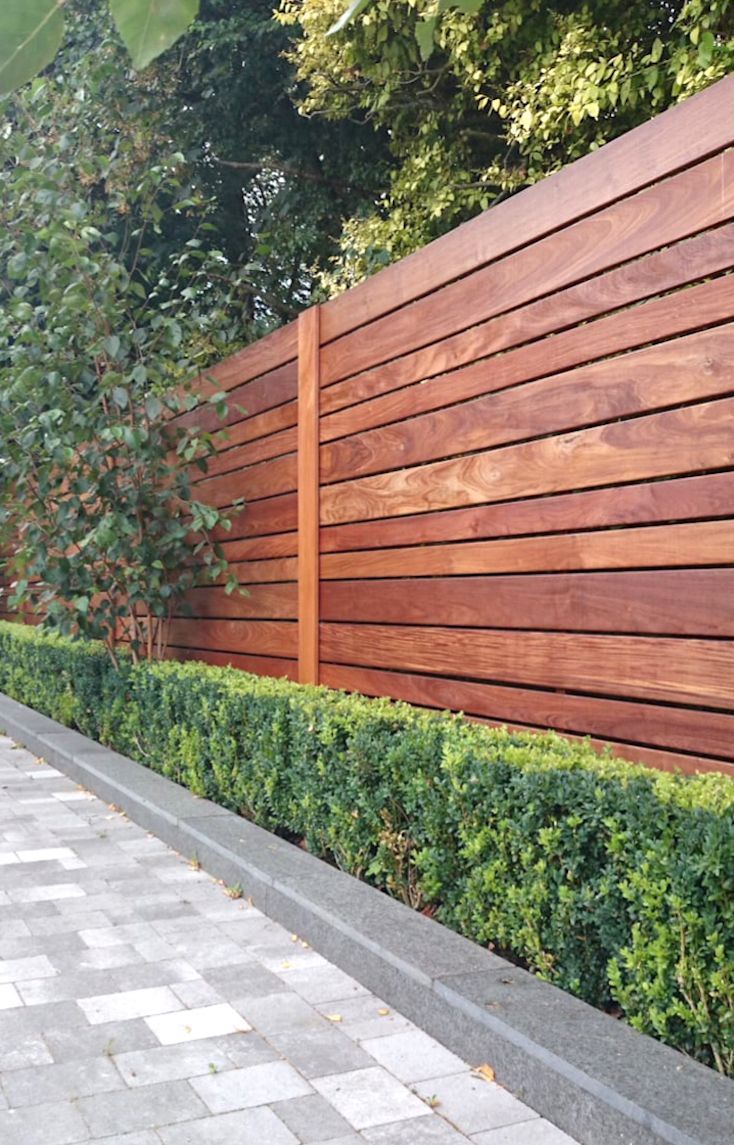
[172,74,734,779]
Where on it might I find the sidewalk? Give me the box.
[0,734,578,1145]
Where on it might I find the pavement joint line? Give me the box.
[0,691,732,1145]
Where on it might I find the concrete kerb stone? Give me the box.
[0,691,732,1145]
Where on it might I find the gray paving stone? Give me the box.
[114,1039,237,1087]
[315,996,413,1043]
[44,1016,161,1062]
[201,961,289,1001]
[157,1107,299,1145]
[145,1002,250,1045]
[86,1133,162,1145]
[0,1030,53,1072]
[412,1075,539,1137]
[271,1093,355,1142]
[0,1101,89,1145]
[361,1029,467,1083]
[269,1026,374,1079]
[471,1120,578,1144]
[170,979,224,1008]
[190,1060,313,1113]
[278,963,370,1005]
[77,1079,208,1136]
[362,1120,471,1144]
[2,1054,125,1107]
[312,1067,432,1130]
[232,991,326,1035]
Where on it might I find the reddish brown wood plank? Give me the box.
[320,396,734,525]
[298,306,321,684]
[321,150,734,383]
[321,325,734,483]
[322,223,734,415]
[182,583,297,620]
[197,427,297,481]
[214,400,298,452]
[321,571,734,636]
[168,647,298,680]
[322,273,734,442]
[320,623,734,708]
[196,454,297,507]
[175,359,297,433]
[168,618,296,657]
[225,557,297,584]
[181,322,298,402]
[320,74,734,343]
[220,532,298,562]
[320,473,734,553]
[321,520,734,579]
[319,663,734,762]
[212,494,297,542]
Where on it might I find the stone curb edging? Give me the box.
[1,691,732,1145]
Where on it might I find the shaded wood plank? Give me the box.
[322,273,734,442]
[168,647,298,680]
[196,453,297,507]
[320,396,734,525]
[175,358,297,433]
[320,570,734,636]
[298,306,321,684]
[320,623,734,708]
[213,400,298,452]
[225,556,298,584]
[212,494,297,542]
[321,520,734,579]
[182,583,297,620]
[220,532,298,562]
[196,427,297,481]
[320,472,734,553]
[321,223,734,414]
[319,663,734,762]
[321,325,734,483]
[180,322,298,403]
[320,74,734,342]
[167,618,296,657]
[321,150,734,383]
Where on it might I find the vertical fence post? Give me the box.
[298,305,321,685]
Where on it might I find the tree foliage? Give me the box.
[0,45,243,665]
[280,0,734,292]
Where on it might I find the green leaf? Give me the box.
[112,386,129,409]
[415,17,438,63]
[698,30,715,67]
[439,0,483,12]
[104,335,121,360]
[0,0,65,97]
[327,0,373,37]
[110,0,200,71]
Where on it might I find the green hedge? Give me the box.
[0,619,732,1076]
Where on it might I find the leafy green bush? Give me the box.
[0,619,731,1076]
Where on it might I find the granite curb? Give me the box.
[1,691,732,1145]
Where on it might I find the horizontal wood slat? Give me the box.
[321,222,734,416]
[321,570,734,636]
[319,664,734,763]
[321,396,734,525]
[168,618,296,658]
[321,149,734,383]
[321,325,734,482]
[183,583,297,620]
[320,624,734,709]
[320,76,734,342]
[322,521,734,579]
[322,271,734,441]
[320,472,734,553]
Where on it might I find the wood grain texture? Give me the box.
[212,493,297,542]
[225,556,297,584]
[321,570,734,636]
[321,520,734,579]
[198,427,297,479]
[320,396,734,525]
[298,306,321,684]
[178,322,298,404]
[182,583,297,620]
[320,74,734,343]
[320,472,734,553]
[321,325,734,483]
[175,358,297,434]
[321,223,734,415]
[195,453,297,507]
[319,664,734,761]
[219,532,298,562]
[320,623,734,708]
[168,647,298,680]
[321,150,734,383]
[321,272,734,442]
[168,618,296,657]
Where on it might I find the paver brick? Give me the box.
[189,1060,313,1113]
[312,1067,432,1131]
[77,1079,208,1136]
[471,1119,578,1144]
[78,984,183,1024]
[2,1054,125,1107]
[269,1026,373,1079]
[361,1029,467,1083]
[271,1093,355,1143]
[145,1002,251,1045]
[0,1100,88,1145]
[413,1074,539,1137]
[157,1107,299,1145]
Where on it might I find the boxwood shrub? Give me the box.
[0,619,732,1077]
